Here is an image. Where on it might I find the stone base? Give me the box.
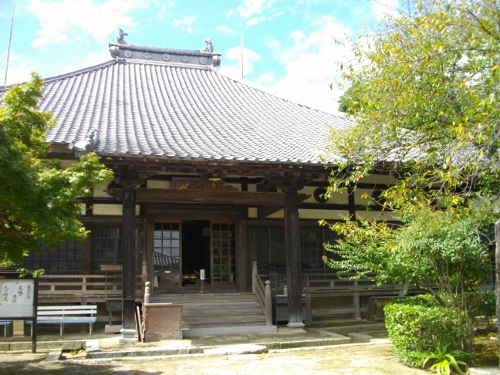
[142,303,183,342]
[119,328,138,344]
[105,325,123,334]
[145,330,182,341]
[286,322,306,334]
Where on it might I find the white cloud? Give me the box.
[267,16,353,113]
[1,52,34,85]
[245,9,282,26]
[152,1,175,20]
[256,72,275,85]
[237,0,270,18]
[216,25,238,36]
[173,16,196,27]
[173,16,196,34]
[246,16,266,26]
[63,50,112,74]
[371,0,400,22]
[219,46,262,79]
[27,0,148,48]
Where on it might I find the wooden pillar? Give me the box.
[121,185,137,342]
[82,224,92,275]
[235,220,249,292]
[145,219,155,287]
[284,187,304,328]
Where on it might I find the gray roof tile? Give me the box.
[38,59,350,166]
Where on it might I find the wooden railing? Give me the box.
[304,272,383,291]
[253,263,416,323]
[252,261,272,325]
[303,273,406,322]
[36,274,143,300]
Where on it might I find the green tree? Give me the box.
[328,0,500,209]
[321,208,491,310]
[323,0,500,362]
[0,73,112,266]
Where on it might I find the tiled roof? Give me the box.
[39,57,350,166]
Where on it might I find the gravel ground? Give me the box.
[0,343,429,375]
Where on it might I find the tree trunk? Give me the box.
[495,219,500,367]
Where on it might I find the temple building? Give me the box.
[16,33,399,339]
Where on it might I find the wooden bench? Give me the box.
[0,320,12,337]
[27,305,97,336]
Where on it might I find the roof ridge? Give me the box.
[120,58,215,71]
[43,60,118,84]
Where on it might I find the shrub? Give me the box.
[470,290,496,328]
[384,295,471,368]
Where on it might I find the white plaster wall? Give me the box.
[267,209,350,220]
[358,174,396,185]
[354,188,374,205]
[356,210,400,221]
[93,181,110,198]
[301,186,348,204]
[147,180,171,189]
[92,204,140,216]
[299,209,350,220]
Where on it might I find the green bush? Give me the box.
[472,290,496,323]
[384,295,471,368]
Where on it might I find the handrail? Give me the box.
[252,261,272,326]
[36,274,143,296]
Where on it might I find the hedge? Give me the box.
[384,295,471,367]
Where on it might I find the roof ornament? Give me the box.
[69,129,97,154]
[117,29,128,45]
[201,37,214,53]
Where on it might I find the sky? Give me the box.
[0,0,398,114]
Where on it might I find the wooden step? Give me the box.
[149,292,269,333]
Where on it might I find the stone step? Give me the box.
[183,319,267,329]
[182,324,277,338]
[182,307,264,317]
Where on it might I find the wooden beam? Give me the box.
[147,209,244,220]
[257,206,282,219]
[136,188,287,206]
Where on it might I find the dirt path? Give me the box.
[1,343,429,375]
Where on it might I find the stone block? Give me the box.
[142,303,182,342]
[204,344,268,356]
[10,342,32,351]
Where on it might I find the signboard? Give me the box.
[0,279,35,318]
[0,271,38,353]
[0,271,37,319]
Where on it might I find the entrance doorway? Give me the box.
[181,220,210,286]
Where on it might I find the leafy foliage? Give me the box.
[324,0,499,366]
[327,0,500,209]
[0,73,112,266]
[384,295,470,368]
[424,343,469,375]
[322,207,491,309]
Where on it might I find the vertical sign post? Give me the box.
[0,271,38,353]
[200,269,205,294]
